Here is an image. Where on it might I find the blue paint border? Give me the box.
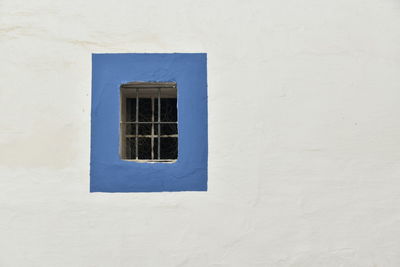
[90,53,208,192]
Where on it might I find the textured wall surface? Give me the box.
[1,0,400,266]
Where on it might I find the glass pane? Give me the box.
[161,124,177,135]
[161,98,177,122]
[138,138,151,159]
[125,137,136,159]
[153,138,158,160]
[126,98,136,122]
[138,123,152,135]
[154,98,158,122]
[154,123,159,135]
[125,123,136,135]
[160,137,178,159]
[139,98,152,122]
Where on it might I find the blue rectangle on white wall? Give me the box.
[90,53,208,192]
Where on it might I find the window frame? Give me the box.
[120,82,178,162]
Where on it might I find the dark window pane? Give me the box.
[161,124,177,135]
[126,137,136,159]
[125,123,136,135]
[154,123,159,135]
[126,98,136,122]
[153,138,158,160]
[138,123,152,135]
[139,98,152,122]
[161,98,177,122]
[160,137,177,159]
[154,98,158,122]
[138,138,151,159]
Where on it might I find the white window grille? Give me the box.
[120,82,178,162]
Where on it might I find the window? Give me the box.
[91,53,207,192]
[120,82,178,162]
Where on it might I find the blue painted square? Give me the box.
[90,53,208,192]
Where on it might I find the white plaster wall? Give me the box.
[1,0,400,266]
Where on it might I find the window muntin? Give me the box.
[120,82,177,162]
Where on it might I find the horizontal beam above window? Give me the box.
[121,121,177,124]
[125,134,178,138]
[121,82,176,88]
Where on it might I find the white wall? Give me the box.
[1,0,400,266]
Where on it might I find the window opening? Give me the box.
[120,82,177,162]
